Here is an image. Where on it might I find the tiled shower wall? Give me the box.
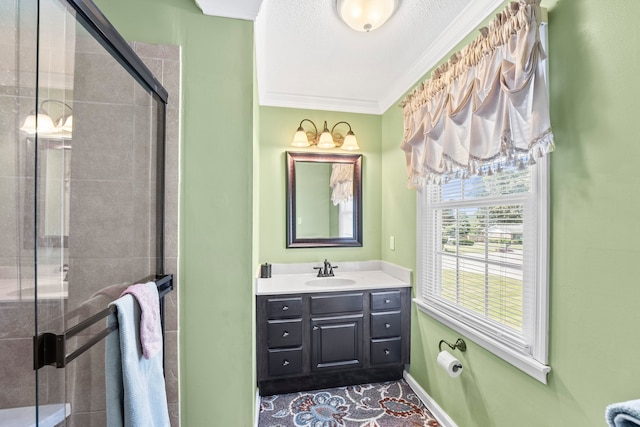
[65,38,181,426]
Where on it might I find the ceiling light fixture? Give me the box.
[291,119,360,151]
[336,0,399,32]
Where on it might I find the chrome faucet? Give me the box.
[314,259,338,277]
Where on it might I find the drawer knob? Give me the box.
[283,359,290,366]
[282,331,289,337]
[282,305,289,311]
[384,299,391,304]
[385,323,391,329]
[313,326,319,331]
[384,349,390,355]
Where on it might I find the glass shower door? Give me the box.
[0,0,41,424]
[2,0,168,423]
[36,1,165,425]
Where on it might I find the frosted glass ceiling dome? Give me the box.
[336,0,399,32]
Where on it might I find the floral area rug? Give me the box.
[258,379,441,427]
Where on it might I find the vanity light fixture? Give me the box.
[20,99,73,139]
[291,119,360,151]
[336,0,399,33]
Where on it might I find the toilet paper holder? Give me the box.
[439,338,467,353]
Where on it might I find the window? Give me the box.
[415,157,550,383]
[338,200,353,238]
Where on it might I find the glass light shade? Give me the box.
[59,115,73,133]
[341,132,360,150]
[337,0,397,32]
[20,113,56,135]
[317,130,336,149]
[291,127,310,147]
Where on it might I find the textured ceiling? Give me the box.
[196,0,507,114]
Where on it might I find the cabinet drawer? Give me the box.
[268,348,303,376]
[371,291,401,311]
[371,337,402,365]
[370,311,401,338]
[268,319,302,348]
[267,297,302,318]
[310,293,363,315]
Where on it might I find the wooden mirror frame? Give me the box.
[286,151,363,248]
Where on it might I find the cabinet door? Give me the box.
[311,314,363,371]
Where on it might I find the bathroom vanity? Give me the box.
[255,262,411,395]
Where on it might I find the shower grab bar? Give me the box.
[33,274,174,370]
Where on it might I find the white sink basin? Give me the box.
[305,278,357,287]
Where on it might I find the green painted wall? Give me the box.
[89,0,640,425]
[93,0,255,425]
[258,106,382,263]
[381,0,640,426]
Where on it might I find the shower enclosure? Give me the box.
[1,0,179,424]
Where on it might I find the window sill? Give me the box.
[413,298,551,384]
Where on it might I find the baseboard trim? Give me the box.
[404,371,458,427]
[254,388,261,427]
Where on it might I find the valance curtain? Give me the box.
[400,0,554,188]
[330,163,354,205]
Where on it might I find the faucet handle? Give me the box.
[328,265,338,276]
[313,266,324,277]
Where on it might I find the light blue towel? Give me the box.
[106,288,170,427]
[606,400,640,427]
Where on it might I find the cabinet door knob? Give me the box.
[385,323,391,329]
[282,359,290,366]
[384,299,391,304]
[312,325,319,331]
[282,305,289,311]
[282,331,289,337]
[384,349,390,355]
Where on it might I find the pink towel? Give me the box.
[121,282,162,359]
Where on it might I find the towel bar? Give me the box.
[33,274,174,370]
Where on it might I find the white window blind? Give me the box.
[416,158,551,382]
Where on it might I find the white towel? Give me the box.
[105,293,170,427]
[121,282,162,359]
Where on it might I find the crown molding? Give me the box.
[195,0,263,21]
[259,91,382,115]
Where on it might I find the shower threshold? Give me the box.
[0,403,70,427]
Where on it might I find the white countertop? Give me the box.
[256,261,411,295]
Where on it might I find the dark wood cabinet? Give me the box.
[256,287,410,395]
[311,314,363,371]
